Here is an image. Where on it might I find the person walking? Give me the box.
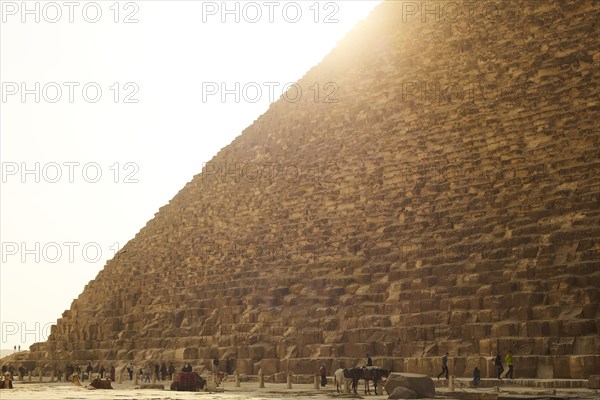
[494,352,504,379]
[437,352,449,380]
[213,357,219,373]
[504,350,513,379]
[127,363,134,380]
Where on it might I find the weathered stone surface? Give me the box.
[3,0,598,380]
[589,375,600,389]
[388,386,418,399]
[384,373,435,398]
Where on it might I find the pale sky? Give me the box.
[0,0,383,350]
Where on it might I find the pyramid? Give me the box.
[21,0,600,379]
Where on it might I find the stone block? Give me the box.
[175,347,198,360]
[388,386,418,399]
[254,359,279,375]
[384,373,435,398]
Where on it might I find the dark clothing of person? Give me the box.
[182,364,192,373]
[505,364,514,379]
[494,354,504,379]
[437,354,449,379]
[168,364,175,380]
[160,364,167,381]
[472,367,481,387]
[213,357,219,372]
[110,366,116,382]
[127,365,134,380]
[99,366,105,378]
[319,366,327,387]
[367,356,373,366]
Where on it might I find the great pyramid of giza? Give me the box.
[16,0,600,379]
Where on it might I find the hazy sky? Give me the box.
[0,0,382,349]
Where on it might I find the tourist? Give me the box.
[213,357,219,373]
[437,352,449,380]
[160,363,167,380]
[110,365,116,381]
[154,363,159,381]
[66,364,74,380]
[99,365,105,379]
[182,363,192,372]
[86,361,93,378]
[366,354,373,367]
[504,350,513,379]
[145,366,151,383]
[319,364,327,386]
[472,367,481,387]
[127,363,134,380]
[168,363,175,379]
[494,352,504,379]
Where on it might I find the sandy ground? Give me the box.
[2,379,599,400]
[0,380,375,400]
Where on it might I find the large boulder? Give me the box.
[384,373,435,398]
[388,386,418,399]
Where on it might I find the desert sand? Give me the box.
[4,379,600,400]
[1,380,373,400]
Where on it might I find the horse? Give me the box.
[362,367,389,395]
[333,368,353,393]
[342,367,364,394]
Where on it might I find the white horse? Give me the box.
[333,368,352,394]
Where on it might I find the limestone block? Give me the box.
[388,386,418,399]
[570,356,600,378]
[175,347,198,360]
[254,359,279,375]
[384,373,435,398]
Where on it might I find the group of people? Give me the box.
[1,364,29,381]
[212,357,235,374]
[126,362,175,382]
[495,350,514,379]
[437,350,514,385]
